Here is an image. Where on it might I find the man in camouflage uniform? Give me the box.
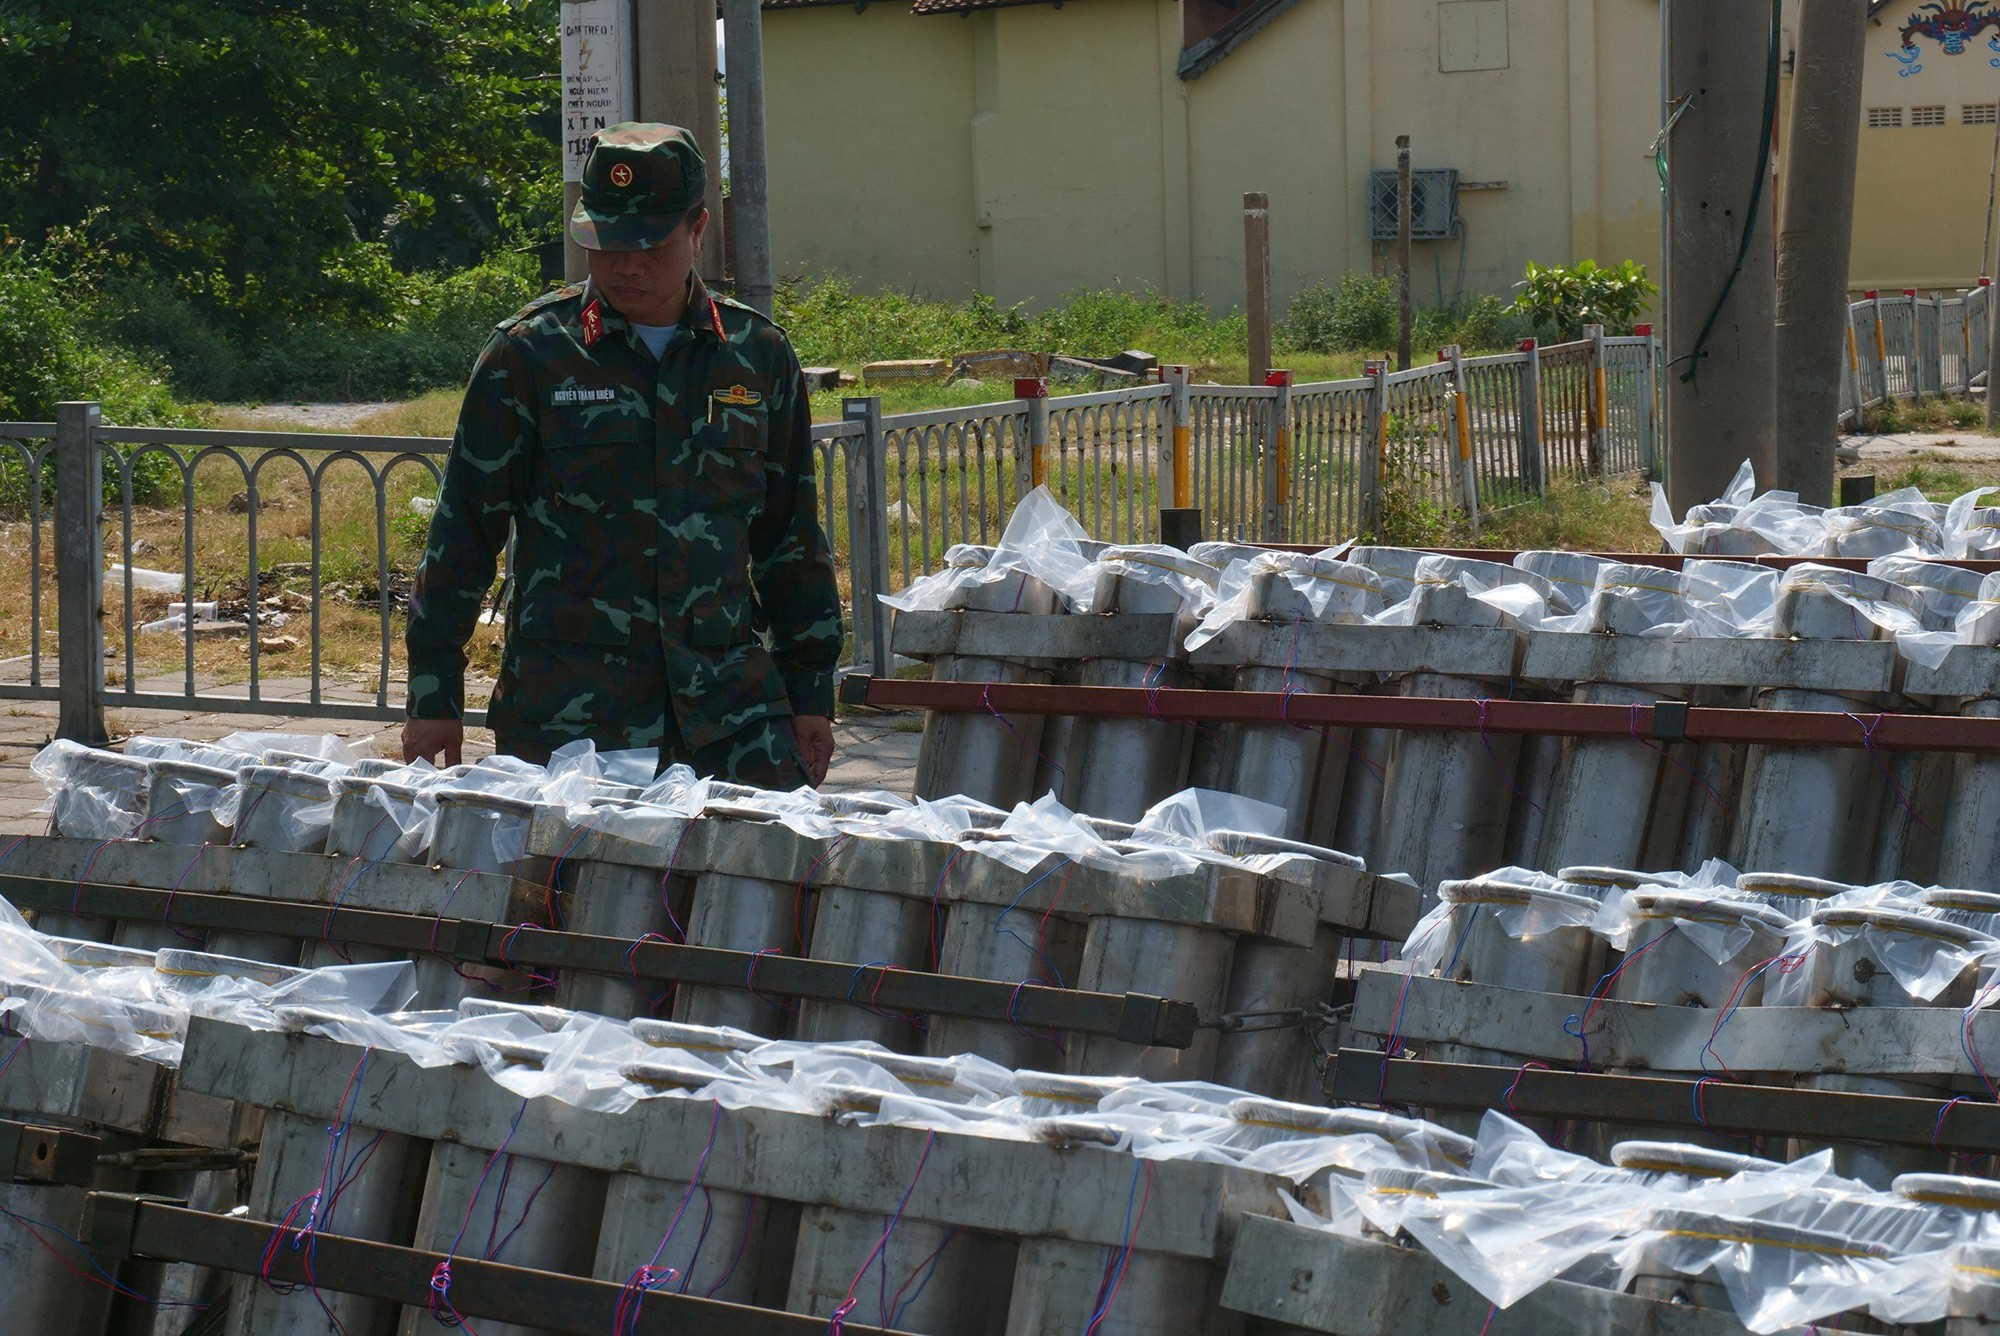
[402,124,841,787]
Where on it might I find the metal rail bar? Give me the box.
[0,875,1197,1047]
[83,1195,913,1336]
[1327,1049,2000,1154]
[1244,545,2000,573]
[0,1115,101,1186]
[857,678,2000,754]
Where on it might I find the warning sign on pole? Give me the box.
[561,0,632,184]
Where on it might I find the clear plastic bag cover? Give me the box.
[979,792,1125,873]
[1779,563,1951,665]
[222,766,344,850]
[1762,907,1994,1005]
[881,487,1095,613]
[1077,544,1221,617]
[1593,891,1792,966]
[1385,555,1562,629]
[1571,562,1689,638]
[31,741,151,839]
[1823,498,1947,558]
[219,731,368,765]
[1868,556,1984,631]
[1185,552,1385,651]
[544,739,661,794]
[1346,546,1427,606]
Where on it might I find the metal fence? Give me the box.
[25,287,1989,736]
[1841,284,1990,420]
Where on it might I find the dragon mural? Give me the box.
[1900,1,2000,55]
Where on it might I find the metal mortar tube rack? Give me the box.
[1916,621,2000,891]
[912,559,1063,811]
[38,748,152,942]
[1420,878,1602,1137]
[1532,566,1697,872]
[1504,552,1622,867]
[1328,548,1426,864]
[674,811,811,1036]
[1591,890,1793,1155]
[1006,1120,1210,1336]
[1063,842,1234,1083]
[1060,556,1203,823]
[1212,558,1376,842]
[794,844,934,1052]
[1209,831,1360,1104]
[1733,573,1902,881]
[1776,906,1991,1185]
[325,775,431,866]
[400,1032,609,1336]
[0,988,154,1333]
[1371,577,1525,898]
[595,1020,772,1305]
[115,759,240,954]
[189,976,417,1336]
[218,764,340,964]
[781,1076,1009,1333]
[550,805,697,1022]
[925,834,1088,1072]
[1951,1242,2000,1334]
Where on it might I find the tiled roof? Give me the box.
[910,0,1068,13]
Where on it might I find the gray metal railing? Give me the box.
[1839,284,1992,421]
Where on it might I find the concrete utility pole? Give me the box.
[560,0,637,283]
[1395,135,1413,372]
[1774,0,1867,507]
[1665,0,1780,511]
[635,0,725,280]
[1245,192,1272,384]
[721,0,773,314]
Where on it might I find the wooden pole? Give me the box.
[1396,135,1413,372]
[1245,192,1272,385]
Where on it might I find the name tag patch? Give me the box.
[551,387,619,405]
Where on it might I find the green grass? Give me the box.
[1861,395,1993,435]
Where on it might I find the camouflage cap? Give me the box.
[569,123,707,252]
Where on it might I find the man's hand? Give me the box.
[792,715,834,786]
[402,718,464,768]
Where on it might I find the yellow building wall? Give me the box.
[1836,8,2000,292]
[974,4,1175,302]
[762,0,1665,313]
[763,6,979,297]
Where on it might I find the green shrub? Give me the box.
[1278,274,1396,354]
[1509,259,1656,341]
[101,246,546,402]
[775,276,1247,368]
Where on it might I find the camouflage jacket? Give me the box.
[405,274,842,755]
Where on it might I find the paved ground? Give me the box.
[1849,430,2000,464]
[0,697,924,835]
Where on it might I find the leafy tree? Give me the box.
[1509,259,1657,341]
[0,0,559,330]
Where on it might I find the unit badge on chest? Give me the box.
[709,384,763,422]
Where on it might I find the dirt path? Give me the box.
[222,402,403,431]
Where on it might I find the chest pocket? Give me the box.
[690,398,769,515]
[537,415,646,515]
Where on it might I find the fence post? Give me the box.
[1359,360,1388,538]
[55,401,108,745]
[1869,290,1890,406]
[1444,344,1479,537]
[1262,369,1292,542]
[1516,338,1546,496]
[1842,303,1862,422]
[1016,376,1051,503]
[1981,278,1994,393]
[1905,289,1925,404]
[1634,323,1661,480]
[840,396,891,680]
[1165,364,1193,510]
[1583,323,1608,476]
[1958,289,1973,394]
